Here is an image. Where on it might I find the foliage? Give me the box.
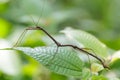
[0,0,120,80]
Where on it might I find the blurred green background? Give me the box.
[0,0,120,80]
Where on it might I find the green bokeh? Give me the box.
[0,18,12,38]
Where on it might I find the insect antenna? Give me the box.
[36,0,46,26]
[30,15,37,26]
[13,0,47,48]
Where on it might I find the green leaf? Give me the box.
[92,75,108,80]
[82,68,92,80]
[61,27,108,57]
[91,63,104,75]
[14,46,84,76]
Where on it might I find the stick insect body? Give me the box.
[14,26,109,69]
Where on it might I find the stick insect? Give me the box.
[13,0,109,69]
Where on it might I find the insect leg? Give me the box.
[13,28,28,47]
[13,27,42,47]
[45,46,59,66]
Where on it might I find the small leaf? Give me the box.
[112,50,120,62]
[14,46,84,76]
[61,27,108,57]
[82,68,92,80]
[91,63,104,75]
[92,75,108,80]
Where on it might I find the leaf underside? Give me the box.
[14,46,84,76]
